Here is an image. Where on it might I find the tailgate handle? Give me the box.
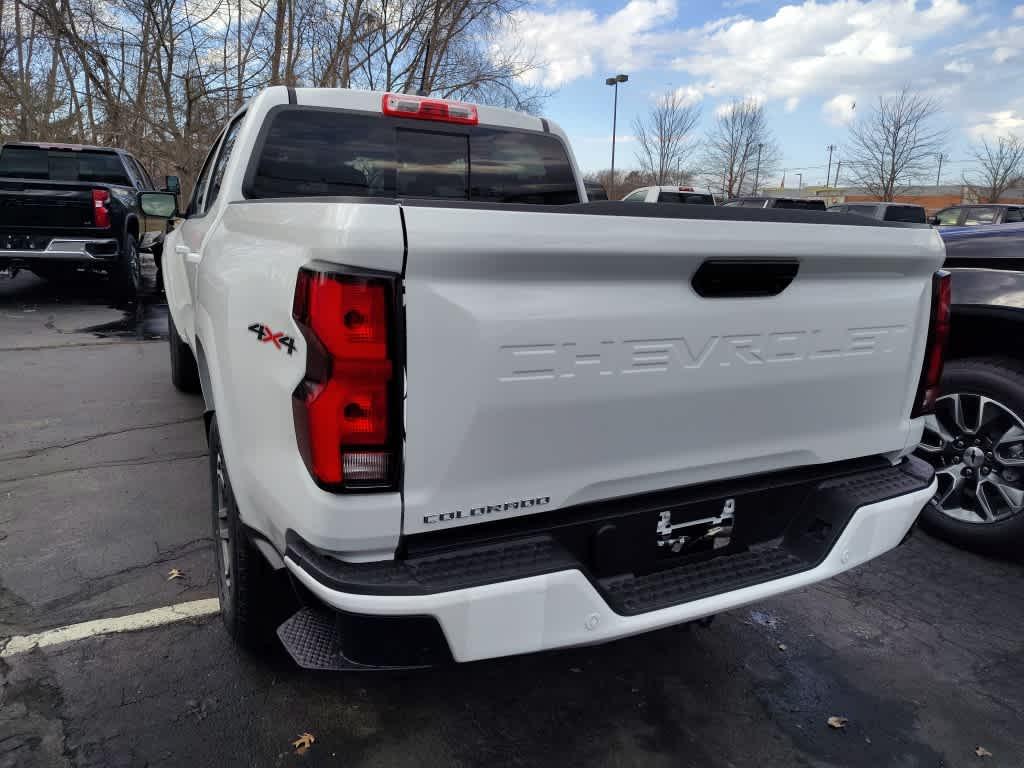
[691,259,799,298]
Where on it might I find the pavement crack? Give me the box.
[0,416,203,462]
[0,451,208,485]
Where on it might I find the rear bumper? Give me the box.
[0,237,119,262]
[282,457,935,665]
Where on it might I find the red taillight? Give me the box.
[381,93,479,125]
[292,267,399,490]
[92,189,110,228]
[911,270,951,417]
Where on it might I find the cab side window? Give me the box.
[185,137,221,218]
[934,207,961,226]
[205,113,245,210]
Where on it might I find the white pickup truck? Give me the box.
[156,86,947,670]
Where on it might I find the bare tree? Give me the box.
[963,135,1024,202]
[632,90,701,186]
[700,98,779,199]
[843,86,947,200]
[2,0,545,194]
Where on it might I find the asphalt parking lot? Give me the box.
[1,263,1023,768]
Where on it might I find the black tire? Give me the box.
[168,312,201,394]
[112,234,141,299]
[151,243,164,291]
[209,416,289,650]
[917,357,1024,554]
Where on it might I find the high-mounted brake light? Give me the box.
[679,187,695,192]
[381,93,479,125]
[92,189,110,228]
[292,267,400,490]
[911,270,951,417]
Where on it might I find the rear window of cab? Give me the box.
[245,107,580,205]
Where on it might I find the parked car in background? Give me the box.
[620,185,715,205]
[723,196,827,211]
[584,181,608,201]
[915,222,1024,553]
[931,204,1024,227]
[828,202,928,224]
[162,86,943,670]
[0,142,178,295]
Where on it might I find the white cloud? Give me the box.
[672,0,969,104]
[1015,5,1024,20]
[969,110,1024,139]
[498,0,676,89]
[823,93,858,125]
[670,84,704,105]
[785,96,800,112]
[944,58,974,73]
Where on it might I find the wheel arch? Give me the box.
[124,213,140,242]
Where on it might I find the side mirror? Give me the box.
[929,216,940,226]
[139,191,178,218]
[164,175,181,195]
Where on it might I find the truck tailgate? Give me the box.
[401,205,945,534]
[0,180,95,229]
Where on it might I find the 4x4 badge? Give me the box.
[248,323,296,355]
[656,498,735,553]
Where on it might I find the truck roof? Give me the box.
[2,141,124,154]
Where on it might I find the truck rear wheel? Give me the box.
[209,416,287,650]
[168,312,201,394]
[111,234,141,299]
[915,357,1024,554]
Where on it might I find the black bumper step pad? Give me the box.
[277,607,452,670]
[287,532,578,596]
[601,549,806,616]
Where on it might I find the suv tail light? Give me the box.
[911,270,951,417]
[382,93,479,125]
[92,189,110,228]
[292,267,401,490]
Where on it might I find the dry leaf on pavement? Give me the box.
[976,746,992,758]
[827,716,849,729]
[292,732,315,754]
[167,568,184,580]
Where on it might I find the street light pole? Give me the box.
[826,144,836,188]
[797,172,803,190]
[753,143,763,195]
[605,74,628,199]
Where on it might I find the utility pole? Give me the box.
[833,160,842,188]
[936,153,945,187]
[797,172,803,190]
[753,143,764,195]
[605,74,628,199]
[826,144,836,188]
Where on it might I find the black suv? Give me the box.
[0,142,179,295]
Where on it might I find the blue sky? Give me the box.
[498,0,1024,186]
